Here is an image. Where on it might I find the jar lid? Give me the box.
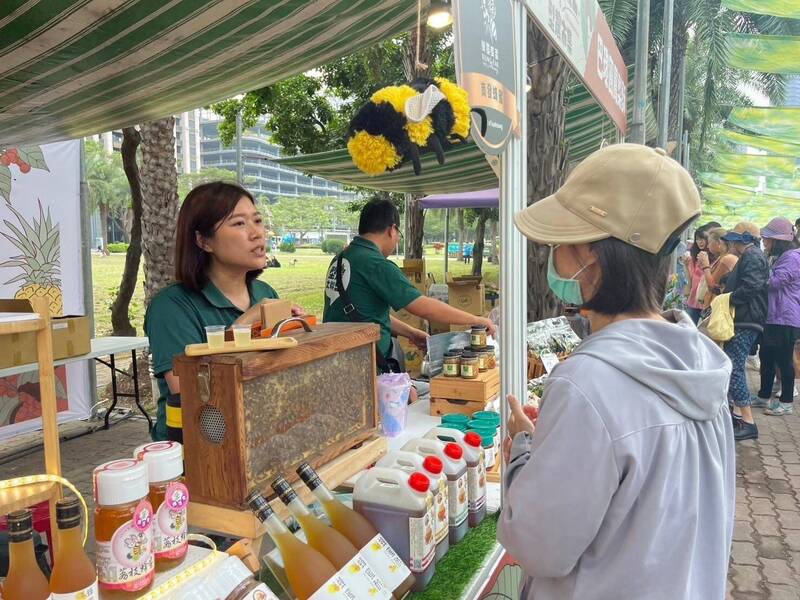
[134,441,184,483]
[444,350,462,357]
[209,555,252,598]
[461,351,477,359]
[93,459,149,506]
[470,346,487,353]
[471,325,487,331]
[408,472,431,494]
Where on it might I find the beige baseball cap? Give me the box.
[514,144,701,254]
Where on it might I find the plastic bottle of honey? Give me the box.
[3,509,49,600]
[271,476,394,599]
[134,441,189,570]
[295,462,415,600]
[424,427,486,527]
[93,458,155,596]
[353,468,436,592]
[49,497,98,598]
[376,450,449,561]
[402,437,469,544]
[245,490,342,600]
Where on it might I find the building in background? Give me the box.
[175,110,202,174]
[200,117,354,202]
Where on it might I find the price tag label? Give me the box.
[541,352,559,374]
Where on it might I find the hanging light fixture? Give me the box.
[427,0,452,29]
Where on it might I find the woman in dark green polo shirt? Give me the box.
[145,182,301,441]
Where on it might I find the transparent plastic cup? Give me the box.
[232,325,252,348]
[205,325,226,349]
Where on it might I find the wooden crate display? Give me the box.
[527,352,569,380]
[429,368,500,417]
[174,322,380,510]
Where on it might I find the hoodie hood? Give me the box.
[572,310,732,421]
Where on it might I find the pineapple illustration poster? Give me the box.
[0,140,91,439]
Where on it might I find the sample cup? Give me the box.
[205,325,226,349]
[232,325,252,348]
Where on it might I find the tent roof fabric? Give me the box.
[722,0,800,19]
[278,64,657,196]
[0,0,419,145]
[727,34,800,75]
[719,128,800,157]
[420,188,499,209]
[727,107,800,144]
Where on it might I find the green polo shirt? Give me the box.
[144,279,278,440]
[322,236,422,357]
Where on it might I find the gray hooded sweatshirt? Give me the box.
[498,311,735,600]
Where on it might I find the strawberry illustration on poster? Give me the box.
[0,141,91,439]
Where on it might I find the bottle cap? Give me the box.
[56,497,82,529]
[134,441,184,483]
[296,462,322,491]
[270,476,298,505]
[444,442,463,460]
[93,459,149,506]
[422,455,443,475]
[7,509,33,541]
[464,432,482,448]
[408,472,430,494]
[245,489,274,522]
[208,555,253,598]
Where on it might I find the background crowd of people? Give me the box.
[682,217,800,442]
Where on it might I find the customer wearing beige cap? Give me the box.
[498,144,734,600]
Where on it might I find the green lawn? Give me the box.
[90,248,499,336]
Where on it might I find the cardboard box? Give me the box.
[259,299,293,328]
[449,324,470,333]
[429,321,451,335]
[391,308,426,332]
[397,336,423,378]
[0,300,91,369]
[401,258,429,295]
[446,274,485,316]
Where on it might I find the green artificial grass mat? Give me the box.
[408,512,500,600]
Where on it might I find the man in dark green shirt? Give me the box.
[323,199,496,365]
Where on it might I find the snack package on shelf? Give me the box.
[527,376,547,408]
[525,316,582,360]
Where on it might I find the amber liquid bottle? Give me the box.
[296,462,416,600]
[50,497,98,598]
[245,490,339,600]
[4,509,50,600]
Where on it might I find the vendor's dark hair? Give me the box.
[582,238,673,316]
[175,181,261,292]
[769,238,799,258]
[359,198,400,235]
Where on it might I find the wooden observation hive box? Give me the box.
[174,322,380,510]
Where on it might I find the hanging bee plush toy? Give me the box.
[347,77,487,176]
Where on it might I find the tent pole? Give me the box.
[444,208,450,277]
[499,0,528,505]
[79,138,98,411]
[656,0,674,149]
[630,0,651,144]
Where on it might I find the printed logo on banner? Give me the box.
[453,0,518,155]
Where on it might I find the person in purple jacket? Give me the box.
[757,217,800,415]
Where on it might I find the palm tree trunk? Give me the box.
[458,209,465,259]
[111,127,143,336]
[489,219,498,264]
[668,7,689,143]
[140,118,180,305]
[471,210,489,276]
[526,22,570,322]
[405,196,425,259]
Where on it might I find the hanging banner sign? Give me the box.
[524,0,628,134]
[453,0,518,155]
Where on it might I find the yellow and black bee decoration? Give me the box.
[347,77,487,176]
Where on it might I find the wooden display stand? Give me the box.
[429,368,500,417]
[188,435,387,571]
[0,298,62,551]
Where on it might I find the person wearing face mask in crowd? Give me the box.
[497,144,734,600]
[719,223,770,441]
[754,218,800,415]
[145,182,305,442]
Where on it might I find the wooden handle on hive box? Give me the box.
[270,317,313,338]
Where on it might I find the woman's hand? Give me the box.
[478,317,497,338]
[697,251,710,269]
[291,303,306,317]
[503,394,538,463]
